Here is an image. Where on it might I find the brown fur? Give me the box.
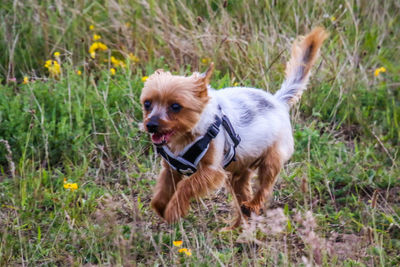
[162,142,227,223]
[284,27,328,105]
[224,142,282,226]
[150,160,183,217]
[140,70,209,150]
[240,142,282,214]
[140,28,326,228]
[141,68,229,224]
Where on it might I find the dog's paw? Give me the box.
[163,195,190,224]
[164,208,180,224]
[150,198,167,218]
[240,201,260,217]
[163,197,188,224]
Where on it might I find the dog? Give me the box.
[140,27,328,227]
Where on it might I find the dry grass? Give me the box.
[0,0,399,266]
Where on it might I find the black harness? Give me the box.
[155,111,241,176]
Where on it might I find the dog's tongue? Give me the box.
[151,131,173,145]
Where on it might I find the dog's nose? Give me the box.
[146,118,159,133]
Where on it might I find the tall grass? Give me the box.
[0,0,399,265]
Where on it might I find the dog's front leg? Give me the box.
[163,166,226,223]
[151,161,183,218]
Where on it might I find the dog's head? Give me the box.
[140,63,214,146]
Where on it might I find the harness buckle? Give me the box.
[207,122,220,138]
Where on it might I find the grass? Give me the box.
[0,0,399,265]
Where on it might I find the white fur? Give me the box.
[192,86,295,168]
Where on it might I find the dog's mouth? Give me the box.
[151,130,174,145]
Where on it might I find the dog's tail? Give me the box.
[275,27,328,106]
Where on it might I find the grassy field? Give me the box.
[0,0,399,266]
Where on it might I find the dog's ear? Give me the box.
[196,62,214,98]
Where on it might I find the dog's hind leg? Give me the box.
[232,169,253,205]
[241,143,283,215]
[228,169,253,227]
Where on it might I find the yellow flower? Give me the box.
[331,16,336,22]
[178,248,192,256]
[142,76,148,82]
[374,66,386,77]
[89,24,95,30]
[110,68,116,75]
[125,22,131,28]
[173,240,183,247]
[128,53,140,63]
[93,34,101,41]
[54,51,60,57]
[23,76,29,84]
[90,52,96,59]
[111,56,126,68]
[89,43,98,53]
[201,57,211,64]
[89,42,108,54]
[97,42,108,51]
[233,82,239,86]
[63,182,78,191]
[44,60,61,76]
[76,70,82,76]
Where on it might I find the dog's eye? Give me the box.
[143,100,151,110]
[170,103,182,112]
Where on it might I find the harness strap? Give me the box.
[156,145,197,175]
[221,114,241,168]
[156,116,222,176]
[156,111,240,176]
[181,116,221,163]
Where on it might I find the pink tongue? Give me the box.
[151,131,173,144]
[152,133,164,144]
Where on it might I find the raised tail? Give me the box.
[275,27,328,106]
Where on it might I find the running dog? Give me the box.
[140,27,328,227]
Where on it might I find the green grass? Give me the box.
[0,0,399,266]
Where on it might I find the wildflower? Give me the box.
[93,34,101,41]
[173,240,183,247]
[76,70,82,75]
[125,22,131,28]
[89,42,108,54]
[331,16,336,22]
[142,76,148,82]
[89,24,95,30]
[233,82,239,86]
[178,248,192,256]
[44,60,61,76]
[111,56,126,68]
[128,53,140,63]
[90,52,96,59]
[63,178,78,191]
[201,57,211,64]
[110,68,116,75]
[374,66,386,77]
[54,51,60,58]
[97,42,108,51]
[23,76,29,84]
[64,183,78,191]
